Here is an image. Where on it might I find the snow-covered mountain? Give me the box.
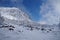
[0,7,32,25]
[0,7,60,40]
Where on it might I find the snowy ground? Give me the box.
[0,7,60,40]
[0,25,60,40]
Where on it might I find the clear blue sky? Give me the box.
[0,0,45,21]
[23,0,43,21]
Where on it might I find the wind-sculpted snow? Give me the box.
[0,7,60,40]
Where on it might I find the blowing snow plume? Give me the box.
[40,0,60,25]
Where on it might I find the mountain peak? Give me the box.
[0,7,31,25]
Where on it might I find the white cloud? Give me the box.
[40,0,60,25]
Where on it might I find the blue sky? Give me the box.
[0,0,60,24]
[0,0,45,21]
[23,0,44,21]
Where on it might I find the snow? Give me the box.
[0,7,60,40]
[0,25,60,40]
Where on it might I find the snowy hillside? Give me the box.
[0,7,31,25]
[0,7,60,40]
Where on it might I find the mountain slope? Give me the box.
[0,7,60,40]
[0,7,31,25]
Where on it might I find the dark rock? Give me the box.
[35,27,40,30]
[47,31,49,33]
[9,28,14,31]
[49,29,52,31]
[9,25,15,28]
[30,27,33,31]
[18,31,21,32]
[41,28,45,31]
